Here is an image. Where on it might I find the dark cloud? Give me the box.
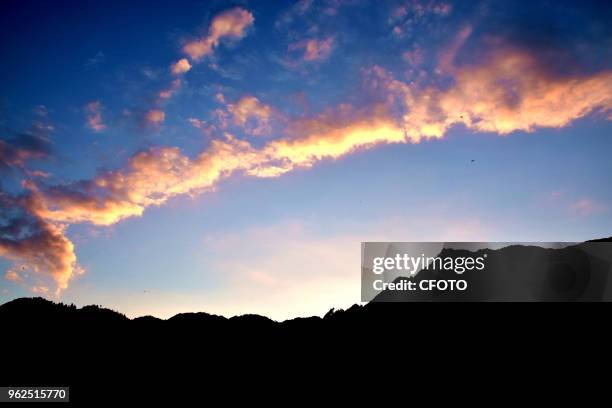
[456,0,612,77]
[0,131,51,171]
[0,188,78,293]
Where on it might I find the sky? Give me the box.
[1,0,611,320]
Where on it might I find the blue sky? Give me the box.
[1,0,611,319]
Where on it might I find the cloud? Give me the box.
[158,79,182,100]
[84,51,105,69]
[0,132,51,171]
[22,105,404,230]
[275,0,313,29]
[0,192,81,295]
[570,198,607,217]
[148,8,254,112]
[21,137,259,226]
[170,58,192,75]
[289,37,334,62]
[370,47,612,142]
[402,47,424,67]
[85,101,106,132]
[182,7,254,61]
[546,191,608,218]
[255,113,404,174]
[390,1,452,37]
[188,118,217,137]
[473,1,612,78]
[145,109,165,125]
[188,118,205,129]
[227,95,273,136]
[34,105,48,117]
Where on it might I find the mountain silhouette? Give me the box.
[2,239,612,403]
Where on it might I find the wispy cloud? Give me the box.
[157,79,182,100]
[182,7,254,61]
[570,198,607,217]
[289,37,334,62]
[84,51,105,69]
[85,101,106,132]
[0,130,52,171]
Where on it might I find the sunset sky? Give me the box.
[1,0,611,319]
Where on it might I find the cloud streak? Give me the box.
[182,7,254,61]
[20,105,403,233]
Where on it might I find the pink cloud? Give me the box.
[570,198,607,217]
[188,118,217,136]
[227,95,273,136]
[85,101,106,132]
[183,7,254,61]
[145,109,165,125]
[402,47,424,66]
[170,58,192,75]
[289,37,334,62]
[158,78,182,100]
[188,118,205,129]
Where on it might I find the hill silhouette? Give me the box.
[2,240,612,403]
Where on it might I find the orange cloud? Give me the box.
[145,109,165,124]
[86,101,106,132]
[24,106,405,229]
[0,212,79,295]
[23,137,264,226]
[227,95,273,136]
[372,48,612,142]
[170,58,192,75]
[289,37,334,62]
[257,118,404,174]
[183,7,254,61]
